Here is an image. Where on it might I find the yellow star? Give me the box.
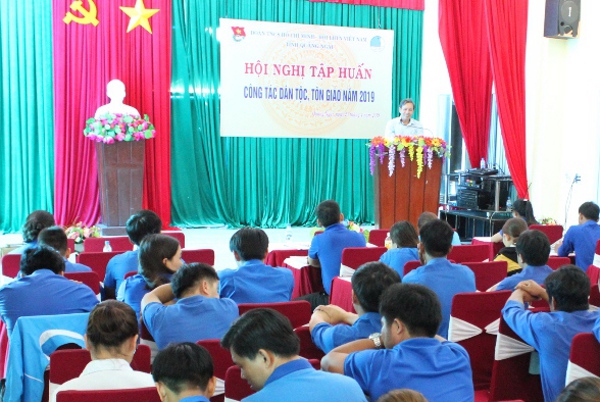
[120,0,160,34]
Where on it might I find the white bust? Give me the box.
[94,79,140,118]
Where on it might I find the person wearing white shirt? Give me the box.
[384,98,425,139]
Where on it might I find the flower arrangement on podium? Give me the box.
[83,113,156,143]
[367,135,450,178]
[64,222,101,244]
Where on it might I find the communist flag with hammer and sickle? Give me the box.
[52,0,172,228]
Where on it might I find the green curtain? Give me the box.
[172,0,423,228]
[0,1,54,233]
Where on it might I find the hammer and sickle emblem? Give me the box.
[63,0,99,26]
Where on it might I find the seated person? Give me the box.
[321,283,474,402]
[304,200,366,308]
[104,209,162,299]
[376,389,428,402]
[418,212,460,246]
[556,201,600,271]
[50,301,155,402]
[152,342,216,402]
[309,262,400,353]
[142,263,238,350]
[402,219,475,338]
[494,218,528,276]
[9,210,55,254]
[219,227,294,303]
[38,226,92,272]
[556,377,600,402]
[379,221,419,278]
[502,265,600,402]
[221,308,367,402]
[0,246,98,333]
[491,198,538,243]
[489,229,553,291]
[118,234,183,317]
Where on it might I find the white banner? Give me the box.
[220,18,394,139]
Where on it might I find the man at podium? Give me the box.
[384,98,425,139]
[95,79,140,118]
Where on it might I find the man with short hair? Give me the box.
[0,246,99,333]
[38,226,92,273]
[557,201,600,271]
[402,219,475,338]
[221,308,367,402]
[104,210,162,299]
[502,265,600,402]
[309,262,400,353]
[152,342,216,402]
[321,283,473,402]
[141,263,239,349]
[384,98,425,139]
[418,211,461,245]
[219,227,294,303]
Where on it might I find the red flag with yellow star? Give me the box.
[52,0,172,227]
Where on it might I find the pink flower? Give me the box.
[103,136,115,144]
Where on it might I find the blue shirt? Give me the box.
[495,264,553,291]
[142,295,239,350]
[558,220,600,271]
[402,258,476,338]
[64,259,92,273]
[104,250,139,292]
[0,269,98,333]
[344,337,473,402]
[245,358,367,402]
[311,312,381,353]
[379,248,418,279]
[502,300,600,402]
[308,223,366,294]
[117,274,153,318]
[219,260,294,303]
[179,397,210,402]
[594,315,600,342]
[8,240,38,255]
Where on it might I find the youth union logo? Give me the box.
[232,26,246,42]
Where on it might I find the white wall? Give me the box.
[420,0,600,226]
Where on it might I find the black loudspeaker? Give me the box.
[544,0,581,39]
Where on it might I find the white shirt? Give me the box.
[384,117,426,139]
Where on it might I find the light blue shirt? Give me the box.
[558,220,600,271]
[219,260,294,303]
[311,312,381,353]
[495,264,553,291]
[379,248,418,279]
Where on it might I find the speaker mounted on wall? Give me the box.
[544,0,581,39]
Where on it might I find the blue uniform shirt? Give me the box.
[179,397,210,402]
[402,258,476,338]
[495,264,553,291]
[308,223,366,294]
[64,259,92,273]
[117,274,152,317]
[218,260,294,303]
[558,220,600,271]
[311,312,381,353]
[344,337,474,402]
[503,300,600,402]
[142,295,239,350]
[104,250,139,292]
[379,248,418,279]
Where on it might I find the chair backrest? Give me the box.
[462,261,508,292]
[590,285,600,308]
[56,387,160,402]
[265,249,308,267]
[547,256,571,270]
[64,271,101,295]
[181,249,215,265]
[340,247,387,269]
[162,231,186,249]
[528,224,564,245]
[1,254,21,278]
[237,301,311,329]
[488,314,544,402]
[67,239,75,252]
[566,332,600,384]
[295,326,325,361]
[84,237,133,252]
[76,251,121,279]
[368,229,388,247]
[449,291,511,390]
[403,260,421,277]
[197,339,233,402]
[448,244,490,263]
[139,320,158,362]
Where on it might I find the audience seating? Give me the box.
[565,332,600,384]
[265,249,308,267]
[1,253,21,277]
[586,240,600,286]
[197,339,233,402]
[447,244,490,263]
[76,251,121,280]
[295,326,325,360]
[547,256,571,270]
[55,387,160,402]
[367,229,388,247]
[139,320,158,362]
[238,301,312,329]
[339,247,387,276]
[528,224,563,245]
[462,261,508,292]
[403,260,421,277]
[590,285,600,308]
[64,271,101,296]
[181,248,215,265]
[83,231,185,252]
[449,291,511,392]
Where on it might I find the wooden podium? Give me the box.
[96,141,145,235]
[374,155,443,229]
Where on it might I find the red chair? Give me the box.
[547,256,571,270]
[76,251,121,280]
[64,271,101,295]
[368,229,389,247]
[83,237,134,252]
[162,231,186,249]
[56,387,160,402]
[237,301,311,329]
[462,261,508,292]
[67,239,75,252]
[265,249,308,267]
[528,224,563,245]
[181,249,215,265]
[449,291,511,391]
[295,326,325,360]
[590,285,600,308]
[1,253,21,277]
[566,333,600,384]
[123,270,137,279]
[403,260,421,277]
[197,339,233,402]
[340,247,387,277]
[448,244,490,263]
[139,320,158,362]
